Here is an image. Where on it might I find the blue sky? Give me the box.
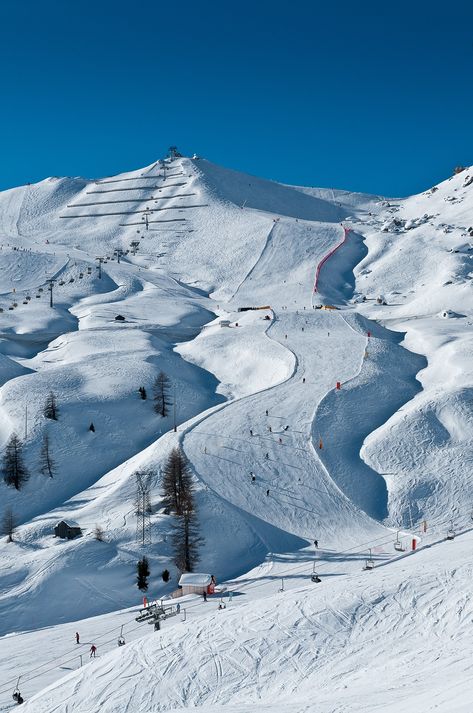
[0,0,472,195]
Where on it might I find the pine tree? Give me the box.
[162,569,170,582]
[2,508,17,543]
[94,525,105,542]
[153,371,171,417]
[162,448,203,572]
[44,391,59,420]
[89,422,95,432]
[172,507,203,573]
[136,556,150,590]
[162,447,193,515]
[2,433,29,490]
[39,432,56,478]
[138,386,147,400]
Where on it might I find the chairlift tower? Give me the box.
[95,257,105,279]
[135,470,152,546]
[114,248,124,264]
[46,278,56,308]
[142,209,153,231]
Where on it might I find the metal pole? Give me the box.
[79,655,83,667]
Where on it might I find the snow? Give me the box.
[0,154,472,712]
[178,573,212,586]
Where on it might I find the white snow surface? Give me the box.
[0,156,472,712]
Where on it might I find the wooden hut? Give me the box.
[178,573,214,596]
[54,520,82,540]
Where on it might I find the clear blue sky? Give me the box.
[0,0,472,196]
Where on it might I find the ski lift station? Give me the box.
[178,573,214,596]
[54,520,82,540]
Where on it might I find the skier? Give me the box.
[302,377,306,384]
[203,590,207,602]
[278,438,282,444]
[252,474,256,482]
[269,425,272,433]
[250,429,253,436]
[176,603,180,614]
[284,425,289,431]
[90,644,97,658]
[314,539,319,548]
[265,409,268,416]
[75,631,80,644]
[265,452,269,460]
[266,489,270,496]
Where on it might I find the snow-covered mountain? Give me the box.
[0,155,472,712]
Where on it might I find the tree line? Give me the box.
[2,368,174,493]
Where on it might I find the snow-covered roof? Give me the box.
[178,573,211,586]
[56,519,81,528]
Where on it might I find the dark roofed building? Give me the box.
[54,520,82,540]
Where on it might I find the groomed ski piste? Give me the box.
[0,156,472,711]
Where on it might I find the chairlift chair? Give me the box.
[311,561,322,583]
[446,529,455,541]
[118,636,126,646]
[364,558,375,570]
[394,532,405,552]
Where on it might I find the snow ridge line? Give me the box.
[230,222,276,303]
[313,224,350,295]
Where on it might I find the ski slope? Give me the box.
[0,156,472,711]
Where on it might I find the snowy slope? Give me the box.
[0,156,472,712]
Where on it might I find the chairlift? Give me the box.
[38,287,43,292]
[22,300,28,305]
[118,625,125,645]
[446,530,455,541]
[69,278,75,283]
[59,281,65,286]
[26,295,31,300]
[364,548,375,570]
[311,560,322,583]
[12,676,23,704]
[394,532,405,552]
[36,294,41,298]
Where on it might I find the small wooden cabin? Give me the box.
[54,520,82,540]
[178,573,214,595]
